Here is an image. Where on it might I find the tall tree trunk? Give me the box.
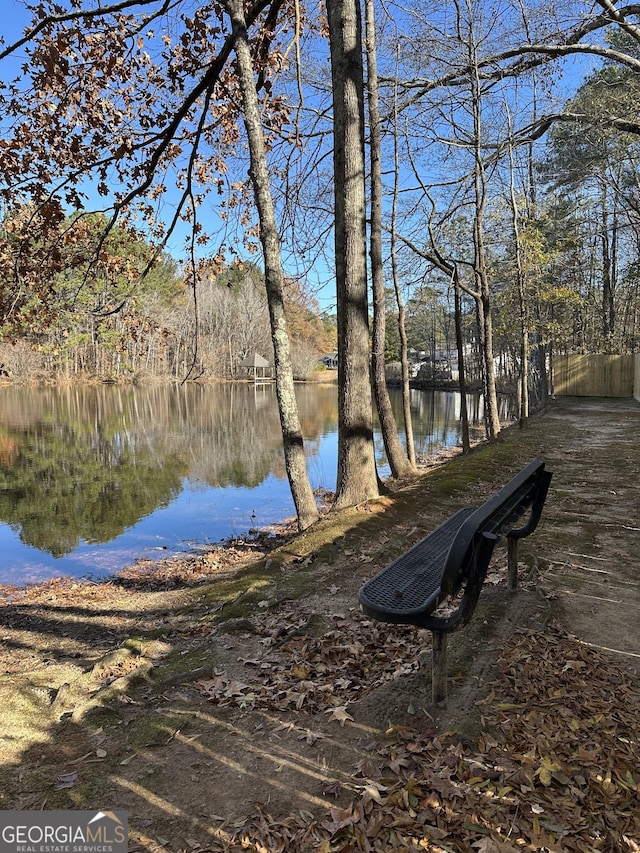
[392,258,416,466]
[507,134,529,422]
[327,0,379,508]
[364,0,413,478]
[229,0,319,530]
[453,269,470,452]
[390,51,416,467]
[601,187,616,347]
[478,303,500,437]
[467,2,500,440]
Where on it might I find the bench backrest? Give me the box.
[440,458,552,595]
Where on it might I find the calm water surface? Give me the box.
[0,383,492,586]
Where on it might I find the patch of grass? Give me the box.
[0,765,51,796]
[79,709,123,729]
[152,642,217,683]
[203,570,274,604]
[124,713,185,749]
[65,775,111,808]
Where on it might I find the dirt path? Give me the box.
[0,396,638,852]
[532,398,640,671]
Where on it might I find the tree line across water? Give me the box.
[0,214,335,383]
[1,0,639,529]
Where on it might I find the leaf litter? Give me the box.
[194,620,640,852]
[194,608,426,716]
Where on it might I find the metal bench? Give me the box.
[358,458,552,704]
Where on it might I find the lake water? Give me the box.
[0,383,493,586]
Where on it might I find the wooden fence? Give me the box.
[553,354,635,398]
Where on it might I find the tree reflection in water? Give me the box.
[0,383,493,585]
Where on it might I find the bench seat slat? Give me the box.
[358,507,476,623]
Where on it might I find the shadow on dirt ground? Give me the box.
[0,396,639,851]
[531,398,640,671]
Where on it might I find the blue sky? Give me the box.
[4,2,32,48]
[5,2,26,30]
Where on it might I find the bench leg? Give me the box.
[431,631,448,705]
[508,537,518,591]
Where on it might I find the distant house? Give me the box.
[240,353,272,381]
[321,352,338,369]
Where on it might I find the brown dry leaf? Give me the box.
[54,771,78,790]
[289,663,310,680]
[473,838,520,852]
[354,757,381,780]
[358,783,387,807]
[325,705,354,726]
[562,659,586,672]
[321,781,342,798]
